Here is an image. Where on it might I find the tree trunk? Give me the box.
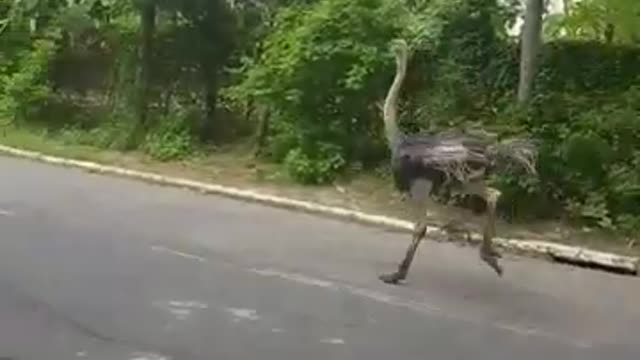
[244,98,254,124]
[517,0,544,104]
[128,1,156,149]
[253,107,271,158]
[200,63,219,143]
[604,23,615,43]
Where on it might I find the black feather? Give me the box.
[390,130,536,196]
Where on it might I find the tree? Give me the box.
[126,0,156,148]
[517,0,544,104]
[544,0,640,43]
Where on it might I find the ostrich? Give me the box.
[378,39,537,285]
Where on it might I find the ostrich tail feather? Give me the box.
[487,137,538,175]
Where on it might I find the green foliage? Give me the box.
[400,0,517,129]
[0,34,59,123]
[544,0,640,43]
[143,116,194,161]
[512,70,640,230]
[227,0,404,183]
[537,41,640,94]
[284,142,346,184]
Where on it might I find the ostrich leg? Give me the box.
[453,181,503,276]
[379,220,427,284]
[479,186,503,276]
[379,179,431,285]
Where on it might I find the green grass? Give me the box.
[1,126,110,162]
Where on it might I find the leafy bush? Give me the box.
[507,83,640,229]
[228,0,405,183]
[143,111,195,161]
[284,142,346,184]
[0,36,59,124]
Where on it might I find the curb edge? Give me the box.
[1,144,637,276]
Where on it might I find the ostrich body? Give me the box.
[378,39,537,284]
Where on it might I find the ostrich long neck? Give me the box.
[382,43,408,150]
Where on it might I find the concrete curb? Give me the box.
[1,144,638,276]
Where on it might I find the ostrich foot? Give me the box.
[379,272,406,285]
[480,245,503,276]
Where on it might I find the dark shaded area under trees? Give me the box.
[1,0,639,234]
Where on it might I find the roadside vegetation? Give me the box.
[1,0,639,249]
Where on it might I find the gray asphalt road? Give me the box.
[1,155,639,360]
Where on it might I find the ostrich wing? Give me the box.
[397,134,491,183]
